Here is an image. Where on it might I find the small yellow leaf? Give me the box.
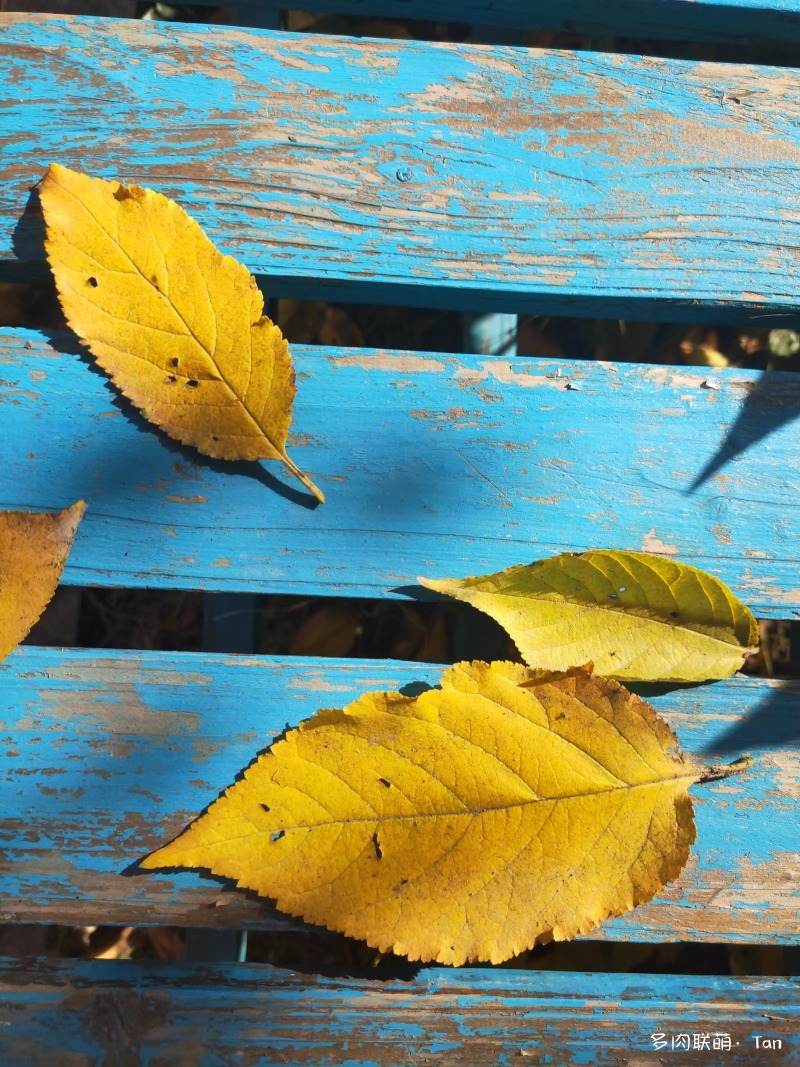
[0,501,85,662]
[420,550,758,683]
[40,163,323,503]
[142,662,700,965]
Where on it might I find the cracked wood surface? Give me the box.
[1,960,799,1066]
[2,329,799,614]
[4,15,800,320]
[2,647,798,941]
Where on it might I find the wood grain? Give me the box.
[2,329,798,614]
[2,646,797,941]
[3,15,800,320]
[1,959,799,1066]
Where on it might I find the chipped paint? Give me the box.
[454,361,564,389]
[331,354,446,373]
[641,529,679,555]
[645,367,709,390]
[6,17,800,320]
[5,330,796,611]
[1,647,798,944]
[712,524,733,545]
[172,461,203,483]
[2,958,798,1066]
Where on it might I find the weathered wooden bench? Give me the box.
[1,4,799,1063]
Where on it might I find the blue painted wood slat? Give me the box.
[1,959,798,1066]
[4,16,800,322]
[2,330,798,615]
[2,646,797,941]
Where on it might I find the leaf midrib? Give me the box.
[264,773,697,835]
[484,587,745,648]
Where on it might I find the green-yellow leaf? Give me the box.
[0,501,85,662]
[39,163,323,503]
[142,661,700,965]
[420,550,758,683]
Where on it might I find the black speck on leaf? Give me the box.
[87,277,98,287]
[372,832,383,860]
[170,358,179,367]
[186,379,199,388]
[378,777,391,788]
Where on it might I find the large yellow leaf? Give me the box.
[420,551,758,682]
[0,501,85,662]
[40,163,323,503]
[142,661,700,965]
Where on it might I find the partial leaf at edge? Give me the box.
[0,501,85,662]
[420,550,758,682]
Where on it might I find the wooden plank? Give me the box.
[241,0,800,45]
[2,646,798,941]
[1,960,799,1067]
[2,329,799,615]
[4,16,800,321]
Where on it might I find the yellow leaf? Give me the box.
[420,550,758,682]
[0,501,85,662]
[39,163,323,503]
[142,661,700,965]
[683,344,729,368]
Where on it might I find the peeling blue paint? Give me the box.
[4,18,800,322]
[2,332,799,615]
[0,646,797,941]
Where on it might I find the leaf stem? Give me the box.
[283,453,325,504]
[698,755,754,784]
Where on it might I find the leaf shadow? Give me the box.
[699,678,800,756]
[689,371,800,491]
[36,322,319,509]
[8,181,49,283]
[627,680,712,700]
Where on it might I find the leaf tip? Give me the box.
[42,160,65,184]
[417,576,449,593]
[139,841,181,871]
[57,500,86,541]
